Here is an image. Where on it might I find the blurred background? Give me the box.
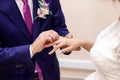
[57,0,118,80]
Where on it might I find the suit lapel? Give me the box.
[32,0,41,41]
[33,0,39,19]
[1,0,31,42]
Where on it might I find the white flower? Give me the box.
[37,7,49,19]
[34,0,52,20]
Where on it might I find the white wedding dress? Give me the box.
[85,20,120,80]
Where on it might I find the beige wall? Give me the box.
[57,0,118,60]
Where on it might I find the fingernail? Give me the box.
[48,52,52,55]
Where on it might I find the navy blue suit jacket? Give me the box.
[0,0,69,80]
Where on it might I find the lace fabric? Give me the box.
[85,20,120,80]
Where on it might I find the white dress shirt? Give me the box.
[15,0,33,21]
[15,0,33,57]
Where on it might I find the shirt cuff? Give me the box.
[29,45,33,58]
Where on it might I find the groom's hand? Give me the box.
[31,30,59,56]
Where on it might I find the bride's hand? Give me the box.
[48,37,82,54]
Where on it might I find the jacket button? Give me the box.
[16,64,24,68]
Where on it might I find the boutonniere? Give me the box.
[35,0,52,19]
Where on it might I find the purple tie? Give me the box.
[22,0,32,34]
[35,61,43,80]
[22,0,43,79]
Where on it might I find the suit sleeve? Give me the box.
[0,44,33,70]
[51,0,69,36]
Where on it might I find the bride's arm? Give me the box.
[80,40,94,52]
[48,37,94,54]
